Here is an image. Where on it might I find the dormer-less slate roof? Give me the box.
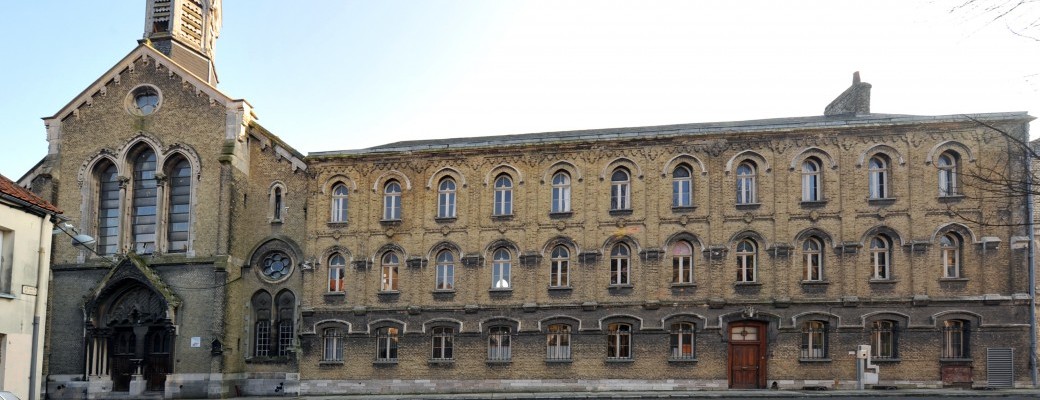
[309,111,1033,157]
[0,173,61,215]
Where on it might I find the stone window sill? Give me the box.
[379,219,402,227]
[671,206,696,213]
[800,280,830,286]
[326,221,349,227]
[489,288,514,293]
[867,198,896,206]
[324,292,346,297]
[734,282,762,286]
[799,358,832,363]
[735,203,761,210]
[869,279,898,284]
[428,359,455,365]
[939,277,969,282]
[377,290,400,295]
[432,289,456,294]
[548,286,573,291]
[670,283,697,288]
[487,359,512,365]
[606,358,634,363]
[434,217,457,224]
[549,211,573,219]
[0,293,15,300]
[491,214,514,221]
[608,284,634,290]
[609,209,633,216]
[668,357,698,363]
[545,359,572,364]
[940,358,973,363]
[938,194,965,203]
[800,200,827,208]
[319,360,344,366]
[373,360,398,365]
[871,358,901,363]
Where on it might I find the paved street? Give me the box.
[231,388,1040,399]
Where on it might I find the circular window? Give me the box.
[261,252,293,281]
[126,85,162,116]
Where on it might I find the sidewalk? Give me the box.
[231,388,1040,399]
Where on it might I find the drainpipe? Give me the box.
[1028,145,1038,387]
[29,214,51,400]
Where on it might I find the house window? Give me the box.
[322,328,343,362]
[166,157,191,253]
[942,320,970,359]
[736,161,757,204]
[271,186,284,222]
[672,165,693,207]
[380,252,399,291]
[610,243,631,285]
[488,326,512,361]
[546,324,571,361]
[328,254,345,292]
[672,241,694,284]
[607,323,632,360]
[435,250,454,290]
[493,175,513,216]
[0,230,9,294]
[801,157,822,202]
[871,235,891,280]
[941,232,962,278]
[437,178,456,219]
[871,320,898,359]
[736,239,757,282]
[131,149,158,254]
[551,171,571,213]
[252,291,272,357]
[254,320,271,357]
[431,327,454,361]
[330,183,349,223]
[801,321,828,360]
[550,245,570,288]
[275,290,295,356]
[669,322,696,360]
[610,168,631,211]
[376,327,399,362]
[95,161,120,256]
[803,237,823,281]
[938,151,959,197]
[868,156,889,199]
[492,248,511,289]
[383,181,402,221]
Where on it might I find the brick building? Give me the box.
[19,1,1037,398]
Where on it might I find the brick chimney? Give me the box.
[824,72,871,117]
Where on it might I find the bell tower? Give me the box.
[142,0,221,85]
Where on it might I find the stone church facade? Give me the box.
[18,1,1036,398]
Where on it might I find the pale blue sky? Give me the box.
[1,1,1037,178]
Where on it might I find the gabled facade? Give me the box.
[20,1,1038,399]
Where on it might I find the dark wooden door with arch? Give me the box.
[728,320,767,389]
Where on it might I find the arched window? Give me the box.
[736,162,757,204]
[801,321,828,360]
[322,327,343,362]
[328,254,345,292]
[492,248,511,289]
[871,320,898,359]
[669,322,696,360]
[736,239,757,282]
[610,168,631,211]
[610,243,631,285]
[375,327,399,362]
[383,181,402,221]
[803,237,823,281]
[165,157,191,253]
[940,232,962,278]
[275,290,295,356]
[942,320,970,359]
[488,326,512,361]
[551,171,571,213]
[251,291,272,357]
[437,178,456,219]
[131,148,158,254]
[606,323,632,360]
[672,241,694,284]
[435,250,454,291]
[672,165,693,207]
[330,183,349,223]
[868,156,889,199]
[380,252,399,291]
[546,324,571,361]
[871,235,892,280]
[95,161,120,256]
[431,327,454,361]
[801,157,822,202]
[494,175,513,216]
[550,245,570,288]
[271,186,284,222]
[938,152,959,197]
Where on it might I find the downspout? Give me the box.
[1028,144,1038,387]
[29,214,51,400]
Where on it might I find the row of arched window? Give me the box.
[323,228,975,294]
[320,149,965,223]
[90,143,194,255]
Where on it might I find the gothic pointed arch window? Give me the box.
[494,175,513,216]
[330,183,349,223]
[437,177,457,219]
[131,147,158,254]
[551,171,571,213]
[274,290,296,356]
[95,160,121,256]
[269,183,286,223]
[251,291,272,357]
[165,156,191,253]
[672,164,693,207]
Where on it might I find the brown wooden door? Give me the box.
[144,328,171,391]
[728,321,767,389]
[110,330,136,392]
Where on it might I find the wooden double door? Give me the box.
[110,327,172,392]
[728,321,767,389]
